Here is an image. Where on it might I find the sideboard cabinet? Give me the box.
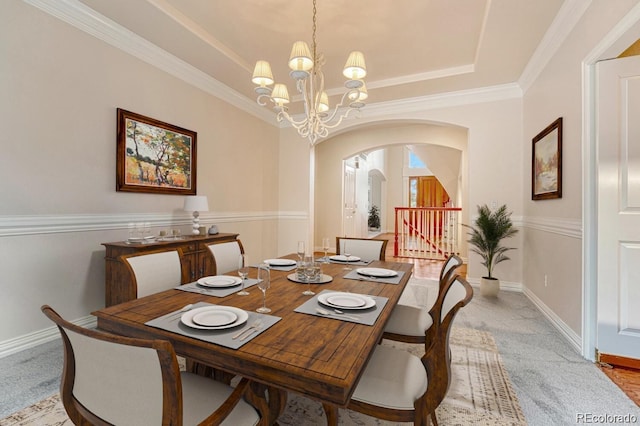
[102,233,239,306]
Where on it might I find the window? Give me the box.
[409,151,426,169]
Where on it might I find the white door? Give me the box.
[596,55,640,360]
[343,164,357,236]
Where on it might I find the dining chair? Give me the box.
[335,237,388,261]
[342,274,473,425]
[206,240,245,275]
[120,248,184,299]
[383,254,463,345]
[41,305,261,426]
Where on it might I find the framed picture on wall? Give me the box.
[532,117,562,200]
[116,108,197,195]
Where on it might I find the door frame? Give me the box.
[583,4,640,361]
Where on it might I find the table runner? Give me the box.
[145,301,280,349]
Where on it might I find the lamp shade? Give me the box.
[183,195,209,212]
[252,60,274,86]
[316,91,329,113]
[271,84,290,105]
[288,41,313,72]
[343,51,367,80]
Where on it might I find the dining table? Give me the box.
[92,253,414,425]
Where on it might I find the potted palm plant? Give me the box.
[465,204,518,296]
[368,205,381,231]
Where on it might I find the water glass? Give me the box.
[322,237,331,262]
[297,241,306,262]
[302,255,317,296]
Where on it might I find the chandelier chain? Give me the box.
[312,0,317,73]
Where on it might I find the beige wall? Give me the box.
[0,1,280,343]
[522,0,640,337]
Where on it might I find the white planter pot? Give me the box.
[480,277,500,297]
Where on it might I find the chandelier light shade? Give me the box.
[252,60,274,94]
[343,51,367,80]
[183,195,209,235]
[251,0,367,145]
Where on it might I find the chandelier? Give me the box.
[250,0,367,145]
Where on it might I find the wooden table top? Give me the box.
[92,255,413,407]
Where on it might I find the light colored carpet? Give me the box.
[0,326,525,425]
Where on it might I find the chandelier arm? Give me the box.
[317,89,361,123]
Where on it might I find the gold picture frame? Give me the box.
[532,117,562,200]
[116,109,197,195]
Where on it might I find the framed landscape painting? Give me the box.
[532,117,562,200]
[116,108,197,195]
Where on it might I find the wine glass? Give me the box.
[322,238,331,263]
[256,263,271,313]
[342,242,353,270]
[302,255,316,296]
[237,254,250,295]
[297,241,306,262]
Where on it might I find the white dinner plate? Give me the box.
[264,258,297,267]
[318,292,376,310]
[192,310,237,327]
[329,255,361,262]
[181,306,248,330]
[356,267,398,278]
[197,276,242,288]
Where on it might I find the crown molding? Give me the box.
[22,0,274,124]
[518,0,592,92]
[24,0,584,129]
[353,83,523,118]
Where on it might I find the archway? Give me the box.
[314,120,468,253]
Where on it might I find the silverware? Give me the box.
[166,304,193,320]
[239,324,263,341]
[316,308,359,321]
[232,320,262,340]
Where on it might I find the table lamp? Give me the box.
[183,195,209,235]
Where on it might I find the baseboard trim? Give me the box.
[0,316,97,359]
[523,286,582,354]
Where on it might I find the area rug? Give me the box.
[0,327,526,426]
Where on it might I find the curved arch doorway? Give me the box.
[314,120,468,254]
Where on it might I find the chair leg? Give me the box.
[431,411,439,426]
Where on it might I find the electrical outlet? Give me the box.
[544,275,548,287]
[491,200,498,209]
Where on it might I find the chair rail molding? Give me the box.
[522,216,582,239]
[0,211,307,237]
